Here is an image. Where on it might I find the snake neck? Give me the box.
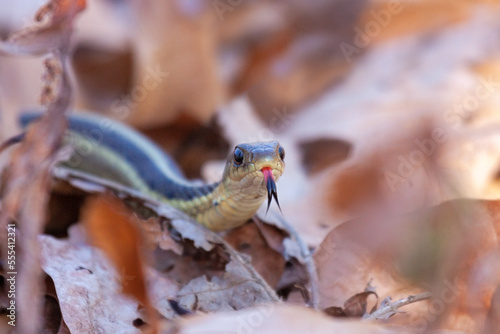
[164,179,267,231]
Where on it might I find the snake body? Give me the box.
[20,112,285,231]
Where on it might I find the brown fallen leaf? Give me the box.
[35,0,87,26]
[142,115,228,180]
[0,0,86,55]
[483,285,500,334]
[4,1,500,333]
[314,224,421,311]
[324,291,378,318]
[82,195,157,331]
[125,0,224,127]
[39,234,149,333]
[362,0,496,44]
[299,138,352,176]
[244,0,368,118]
[315,198,500,332]
[224,222,286,288]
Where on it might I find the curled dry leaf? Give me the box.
[0,0,86,55]
[324,291,379,318]
[35,0,87,26]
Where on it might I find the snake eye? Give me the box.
[278,146,285,161]
[234,147,244,165]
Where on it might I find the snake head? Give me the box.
[224,141,285,214]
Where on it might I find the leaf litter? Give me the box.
[2,0,500,333]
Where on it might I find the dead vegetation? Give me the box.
[1,0,500,333]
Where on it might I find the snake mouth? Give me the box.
[261,167,281,214]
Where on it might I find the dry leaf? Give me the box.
[125,0,224,127]
[142,217,183,254]
[343,291,378,317]
[35,0,86,26]
[39,235,143,333]
[82,196,150,307]
[0,0,86,55]
[224,223,286,288]
[3,1,500,333]
[324,291,378,318]
[483,285,500,334]
[162,304,396,334]
[315,198,500,332]
[177,257,277,313]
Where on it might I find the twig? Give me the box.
[273,215,320,309]
[363,291,432,321]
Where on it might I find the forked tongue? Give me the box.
[261,167,281,215]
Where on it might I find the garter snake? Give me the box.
[19,112,285,231]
